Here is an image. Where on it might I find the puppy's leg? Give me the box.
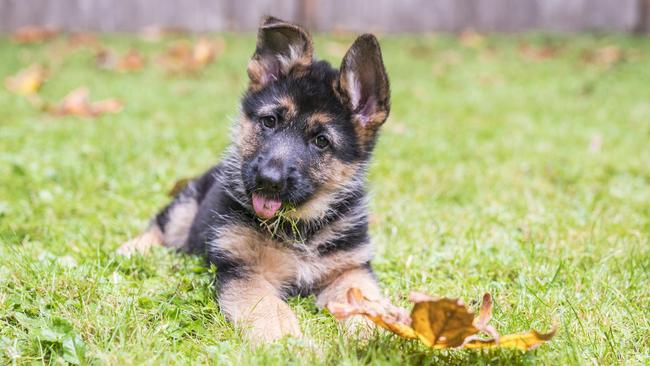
[117,165,223,256]
[116,222,164,256]
[117,184,199,256]
[316,266,381,337]
[219,275,302,345]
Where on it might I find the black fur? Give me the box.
[147,18,390,300]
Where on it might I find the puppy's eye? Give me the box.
[260,115,277,129]
[313,135,330,149]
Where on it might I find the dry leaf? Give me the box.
[462,324,557,351]
[459,30,485,49]
[157,38,224,74]
[411,297,479,347]
[193,38,218,66]
[67,32,100,49]
[49,87,122,117]
[4,64,48,95]
[118,49,146,72]
[96,48,146,72]
[327,288,556,351]
[583,45,624,69]
[139,26,188,42]
[327,288,416,339]
[12,26,58,44]
[519,42,559,62]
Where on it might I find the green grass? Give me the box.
[1,32,649,365]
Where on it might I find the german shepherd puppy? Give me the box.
[118,16,390,344]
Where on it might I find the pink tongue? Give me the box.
[252,193,282,219]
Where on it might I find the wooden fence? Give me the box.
[1,0,649,33]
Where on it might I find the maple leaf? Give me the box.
[409,293,479,348]
[48,87,123,118]
[4,64,48,96]
[327,288,556,352]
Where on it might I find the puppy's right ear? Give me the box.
[247,16,313,91]
[335,34,390,148]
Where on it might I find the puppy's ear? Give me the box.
[336,34,390,142]
[247,16,313,90]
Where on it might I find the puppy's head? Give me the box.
[236,16,390,221]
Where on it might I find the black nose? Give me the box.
[256,163,284,193]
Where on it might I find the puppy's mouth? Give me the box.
[251,192,282,219]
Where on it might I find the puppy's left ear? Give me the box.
[247,16,313,90]
[336,34,390,141]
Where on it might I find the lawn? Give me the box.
[1,31,649,365]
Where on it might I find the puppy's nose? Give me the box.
[256,163,284,193]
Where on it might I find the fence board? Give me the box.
[0,0,646,33]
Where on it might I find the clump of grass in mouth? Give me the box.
[258,203,304,243]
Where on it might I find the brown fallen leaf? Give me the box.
[12,26,58,44]
[95,48,146,72]
[157,38,224,74]
[119,49,146,72]
[139,26,189,42]
[459,29,486,49]
[4,64,48,95]
[411,296,478,347]
[519,42,559,62]
[49,87,123,117]
[328,288,556,351]
[462,324,557,351]
[67,32,100,49]
[193,38,218,66]
[583,45,624,69]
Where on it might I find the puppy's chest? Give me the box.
[214,223,372,291]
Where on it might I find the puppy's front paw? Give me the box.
[243,306,303,345]
[116,229,162,256]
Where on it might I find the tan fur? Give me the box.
[219,276,302,344]
[354,111,388,147]
[237,116,258,159]
[289,188,338,221]
[163,199,198,248]
[214,223,375,341]
[117,225,163,256]
[247,18,314,91]
[117,198,197,256]
[317,267,381,306]
[278,96,297,121]
[215,225,295,287]
[325,160,359,184]
[214,224,373,290]
[292,161,360,221]
[316,267,381,336]
[246,59,269,92]
[257,97,297,121]
[307,112,334,127]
